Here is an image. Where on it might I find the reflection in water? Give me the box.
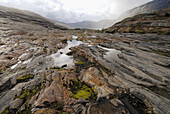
[72,35,78,39]
[98,45,121,62]
[86,35,97,38]
[51,39,83,68]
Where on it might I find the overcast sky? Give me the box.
[0,0,153,23]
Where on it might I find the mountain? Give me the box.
[68,19,115,30]
[105,7,170,34]
[118,0,170,21]
[0,5,72,30]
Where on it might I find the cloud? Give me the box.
[0,0,152,23]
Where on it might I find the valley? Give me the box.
[0,4,170,114]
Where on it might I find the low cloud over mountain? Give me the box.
[0,0,152,23]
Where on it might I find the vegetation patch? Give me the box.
[0,107,10,114]
[50,66,63,71]
[75,61,85,66]
[16,86,38,101]
[128,94,150,113]
[78,38,84,41]
[61,39,67,44]
[20,106,32,114]
[11,84,42,113]
[0,70,3,75]
[135,30,145,34]
[155,51,170,57]
[70,79,96,101]
[96,29,105,33]
[43,101,63,110]
[16,74,34,83]
[43,48,47,54]
[164,31,170,35]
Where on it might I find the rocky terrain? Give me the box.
[0,6,170,114]
[105,7,170,34]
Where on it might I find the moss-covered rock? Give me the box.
[61,39,67,44]
[44,101,63,110]
[0,107,10,114]
[75,61,85,65]
[16,74,34,83]
[0,70,2,74]
[21,106,32,114]
[135,30,145,34]
[43,48,47,54]
[70,79,96,101]
[16,85,40,102]
[155,51,170,57]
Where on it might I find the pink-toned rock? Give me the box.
[33,71,73,108]
[82,67,114,98]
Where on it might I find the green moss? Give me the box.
[70,79,82,93]
[96,29,105,33]
[32,86,37,95]
[61,39,67,44]
[70,79,96,100]
[155,51,170,57]
[16,85,41,102]
[16,74,34,83]
[128,94,148,113]
[75,61,85,65]
[50,49,54,54]
[0,70,2,74]
[18,89,31,99]
[0,107,10,114]
[43,48,47,54]
[21,106,32,114]
[71,90,91,99]
[164,31,170,35]
[78,38,84,41]
[135,30,145,34]
[14,86,41,113]
[44,101,63,110]
[50,66,63,71]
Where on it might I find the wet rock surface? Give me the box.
[0,6,170,114]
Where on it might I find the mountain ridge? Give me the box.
[117,0,170,22]
[105,7,170,34]
[67,0,170,30]
[68,19,115,30]
[0,5,72,30]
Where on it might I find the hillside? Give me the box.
[0,5,72,30]
[105,7,170,34]
[118,0,170,21]
[68,0,170,30]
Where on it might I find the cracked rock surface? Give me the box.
[0,5,170,114]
